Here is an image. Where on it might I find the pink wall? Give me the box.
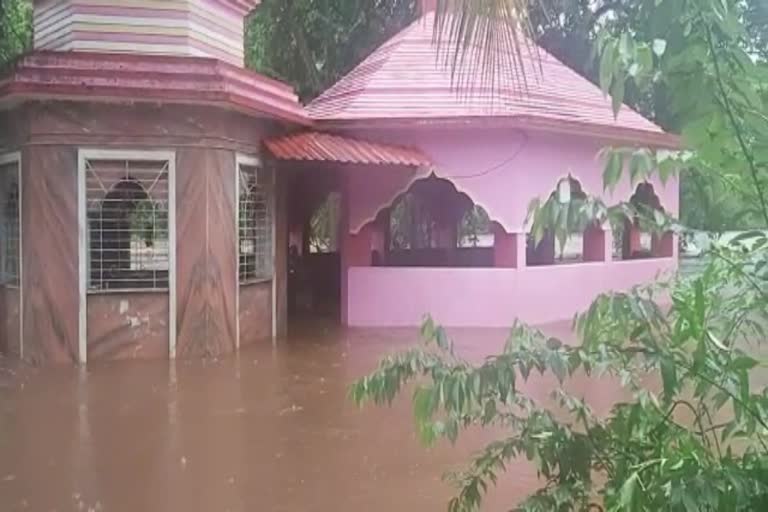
[343,128,679,234]
[339,125,679,328]
[346,258,677,327]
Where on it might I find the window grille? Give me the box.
[0,162,20,286]
[239,162,273,283]
[85,159,170,291]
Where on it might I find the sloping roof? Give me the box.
[0,51,309,125]
[308,13,671,144]
[264,131,430,167]
[32,0,262,15]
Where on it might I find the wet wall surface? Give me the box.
[0,323,619,512]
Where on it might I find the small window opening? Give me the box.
[309,192,341,254]
[615,182,667,260]
[527,177,590,266]
[87,159,169,291]
[0,162,20,286]
[239,162,273,283]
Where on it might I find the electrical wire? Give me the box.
[450,130,530,180]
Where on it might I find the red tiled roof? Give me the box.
[308,13,672,144]
[0,51,309,125]
[264,131,431,167]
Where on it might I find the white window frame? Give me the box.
[78,149,177,363]
[0,151,22,359]
[235,153,277,347]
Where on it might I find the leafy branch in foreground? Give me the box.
[351,0,768,510]
[351,244,768,511]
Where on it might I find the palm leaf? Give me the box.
[432,0,541,93]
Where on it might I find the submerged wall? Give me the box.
[347,258,676,327]
[0,102,285,364]
[0,287,21,357]
[238,282,272,347]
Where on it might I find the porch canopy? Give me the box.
[264,131,431,167]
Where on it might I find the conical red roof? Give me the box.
[308,13,670,143]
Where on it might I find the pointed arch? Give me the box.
[615,182,673,260]
[526,176,608,265]
[367,174,502,267]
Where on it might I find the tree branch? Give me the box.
[704,21,768,227]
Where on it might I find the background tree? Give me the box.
[245,0,418,100]
[0,0,32,68]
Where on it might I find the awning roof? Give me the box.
[264,131,430,167]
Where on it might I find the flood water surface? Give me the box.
[1,324,617,512]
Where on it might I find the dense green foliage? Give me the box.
[352,1,768,510]
[245,0,418,100]
[0,0,31,68]
[353,244,768,510]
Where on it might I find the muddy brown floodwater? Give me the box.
[0,322,630,512]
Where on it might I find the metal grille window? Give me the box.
[0,161,20,286]
[239,161,273,283]
[86,159,170,291]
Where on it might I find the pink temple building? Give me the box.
[0,1,678,365]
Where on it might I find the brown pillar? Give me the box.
[379,209,391,264]
[583,225,608,262]
[652,231,675,258]
[344,225,374,267]
[301,216,312,256]
[176,148,237,357]
[622,219,644,259]
[528,232,556,265]
[493,225,519,268]
[22,145,79,364]
[340,176,373,325]
[273,167,289,338]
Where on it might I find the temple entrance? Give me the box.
[286,167,342,326]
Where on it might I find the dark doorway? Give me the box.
[286,168,342,326]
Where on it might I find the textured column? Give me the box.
[22,145,79,364]
[176,148,238,357]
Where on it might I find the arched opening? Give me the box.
[527,177,605,265]
[89,177,169,290]
[309,192,341,254]
[614,182,673,260]
[378,175,495,267]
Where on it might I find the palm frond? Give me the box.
[432,0,541,93]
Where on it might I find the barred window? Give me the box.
[239,161,273,283]
[86,159,170,291]
[0,160,20,286]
